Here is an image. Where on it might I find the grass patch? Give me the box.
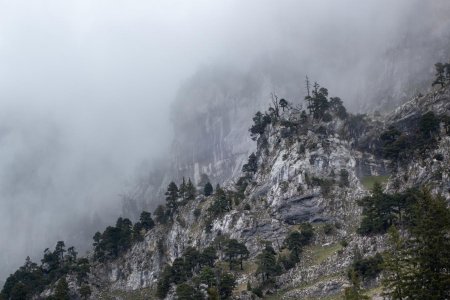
[366,285,383,297]
[98,288,155,300]
[310,243,343,265]
[242,261,258,274]
[264,274,343,300]
[360,175,389,190]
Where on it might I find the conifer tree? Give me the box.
[154,204,169,224]
[406,190,450,299]
[209,186,231,217]
[242,153,258,174]
[382,227,409,300]
[218,272,236,299]
[308,83,330,119]
[139,211,155,231]
[344,270,369,300]
[179,177,187,201]
[171,258,188,284]
[185,178,196,200]
[79,284,91,300]
[9,282,29,300]
[432,62,446,87]
[382,190,450,299]
[256,243,281,281]
[132,221,144,241]
[54,241,66,266]
[54,277,70,300]
[199,266,216,287]
[165,182,179,215]
[284,224,314,262]
[200,246,217,267]
[358,182,395,235]
[66,246,77,263]
[279,98,288,111]
[224,239,249,270]
[156,265,173,299]
[204,182,213,196]
[176,283,202,300]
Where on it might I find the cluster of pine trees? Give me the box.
[249,80,349,150]
[156,222,315,299]
[353,185,450,299]
[432,61,450,87]
[380,111,445,163]
[249,224,314,296]
[156,236,248,299]
[1,242,90,300]
[153,178,201,225]
[92,211,155,261]
[305,80,347,121]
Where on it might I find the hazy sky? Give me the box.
[1,0,449,283]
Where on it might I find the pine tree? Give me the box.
[54,241,66,266]
[204,182,213,196]
[179,177,187,201]
[284,224,313,262]
[171,258,188,284]
[93,232,101,248]
[199,266,216,287]
[200,246,217,267]
[382,227,409,300]
[224,239,249,270]
[176,283,202,300]
[139,211,155,230]
[344,270,369,300]
[419,111,440,139]
[66,246,77,263]
[218,272,236,299]
[183,246,201,273]
[79,284,91,300]
[132,221,144,241]
[256,243,281,281]
[432,62,446,87]
[279,98,288,111]
[309,84,329,120]
[249,111,271,140]
[406,189,450,299]
[54,277,70,300]
[358,182,395,235]
[154,204,169,224]
[165,182,179,216]
[116,217,133,254]
[9,282,29,300]
[156,265,173,299]
[445,62,450,81]
[242,153,258,174]
[382,190,450,299]
[185,178,196,200]
[284,231,303,262]
[209,186,231,217]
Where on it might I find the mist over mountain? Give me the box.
[1,0,449,286]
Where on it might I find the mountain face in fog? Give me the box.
[2,0,450,286]
[160,22,450,199]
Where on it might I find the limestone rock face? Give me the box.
[55,86,449,299]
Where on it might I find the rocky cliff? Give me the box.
[42,83,448,300]
[3,78,448,300]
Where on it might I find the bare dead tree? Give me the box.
[270,93,280,118]
[305,75,311,97]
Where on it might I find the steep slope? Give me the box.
[3,80,449,300]
[87,83,448,299]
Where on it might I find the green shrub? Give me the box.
[348,253,384,281]
[323,223,334,235]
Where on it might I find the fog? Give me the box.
[1,0,449,283]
